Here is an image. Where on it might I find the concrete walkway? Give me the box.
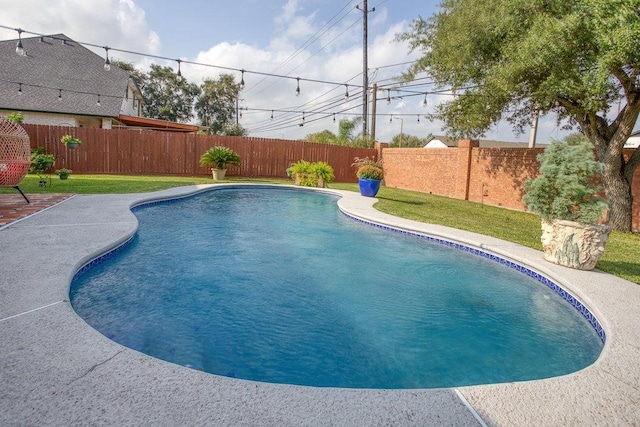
[1,184,638,426]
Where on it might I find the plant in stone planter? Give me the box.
[287,160,335,187]
[61,134,82,149]
[353,157,384,197]
[286,160,313,186]
[56,168,72,180]
[523,135,611,270]
[199,146,241,180]
[309,161,335,188]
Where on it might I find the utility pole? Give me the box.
[357,1,374,139]
[371,83,378,142]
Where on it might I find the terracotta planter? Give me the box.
[541,219,612,270]
[211,168,226,180]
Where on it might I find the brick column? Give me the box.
[375,142,388,162]
[457,139,479,200]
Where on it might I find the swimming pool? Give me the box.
[70,186,603,389]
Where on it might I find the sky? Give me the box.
[0,0,571,143]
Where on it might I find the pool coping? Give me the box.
[1,183,639,426]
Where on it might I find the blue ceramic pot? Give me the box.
[358,178,381,197]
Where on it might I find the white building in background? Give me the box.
[625,130,640,148]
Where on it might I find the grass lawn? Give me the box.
[3,175,638,284]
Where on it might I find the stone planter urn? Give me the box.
[211,168,227,180]
[540,219,612,270]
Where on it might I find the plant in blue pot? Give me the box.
[353,157,384,197]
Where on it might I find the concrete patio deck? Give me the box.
[1,184,638,426]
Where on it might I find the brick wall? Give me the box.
[382,142,639,232]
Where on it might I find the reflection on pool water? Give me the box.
[70,187,603,389]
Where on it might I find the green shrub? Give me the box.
[199,146,241,170]
[523,135,608,224]
[287,160,334,187]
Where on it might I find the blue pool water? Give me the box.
[70,187,603,389]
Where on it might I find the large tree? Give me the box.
[399,0,640,231]
[143,64,200,123]
[195,73,244,135]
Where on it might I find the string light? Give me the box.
[15,28,24,56]
[389,114,392,123]
[96,94,101,106]
[58,89,62,100]
[239,70,245,89]
[103,46,111,71]
[176,59,182,77]
[270,110,274,120]
[344,84,349,100]
[295,77,300,96]
[386,89,391,105]
[422,93,428,107]
[299,111,305,126]
[417,114,420,123]
[18,83,22,94]
[333,113,336,123]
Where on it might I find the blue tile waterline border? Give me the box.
[340,210,606,344]
[71,185,606,345]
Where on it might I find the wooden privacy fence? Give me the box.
[22,125,377,182]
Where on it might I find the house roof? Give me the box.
[0,34,132,118]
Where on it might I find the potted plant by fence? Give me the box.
[309,161,335,188]
[29,149,55,187]
[61,134,82,149]
[287,160,335,188]
[523,135,611,270]
[286,160,313,186]
[56,168,72,180]
[353,157,384,197]
[199,146,241,180]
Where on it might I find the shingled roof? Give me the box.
[0,33,133,118]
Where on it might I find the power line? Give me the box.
[0,24,366,89]
[244,0,360,96]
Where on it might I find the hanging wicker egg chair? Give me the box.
[0,118,31,203]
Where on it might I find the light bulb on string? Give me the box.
[333,113,336,123]
[270,110,274,120]
[15,29,24,56]
[344,84,349,100]
[103,47,111,71]
[58,89,62,100]
[422,93,428,107]
[97,94,101,106]
[18,83,22,94]
[176,59,182,78]
[295,77,300,96]
[239,70,245,89]
[299,111,305,126]
[417,115,420,123]
[386,89,391,105]
[389,115,392,123]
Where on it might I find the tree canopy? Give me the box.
[399,0,640,231]
[195,73,246,135]
[304,117,374,147]
[143,64,200,123]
